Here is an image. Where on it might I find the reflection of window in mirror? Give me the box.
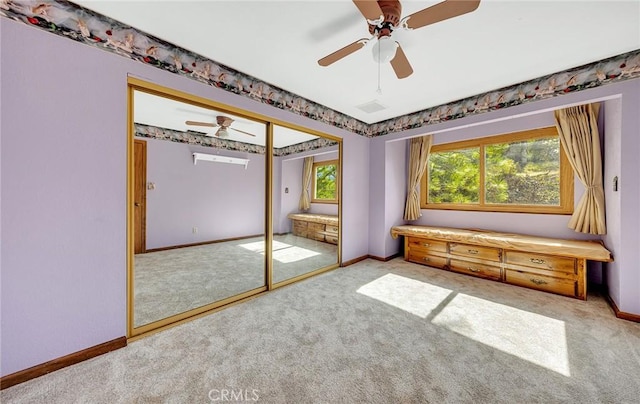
[311,159,339,204]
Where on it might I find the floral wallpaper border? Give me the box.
[3,0,640,138]
[135,123,337,157]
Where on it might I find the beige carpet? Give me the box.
[3,258,639,403]
[134,234,338,327]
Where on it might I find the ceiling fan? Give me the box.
[318,0,481,79]
[185,116,256,138]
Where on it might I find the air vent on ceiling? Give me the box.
[356,100,387,114]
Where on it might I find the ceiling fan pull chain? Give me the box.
[377,43,382,94]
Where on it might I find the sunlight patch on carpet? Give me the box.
[356,273,453,318]
[239,240,301,253]
[238,240,267,253]
[238,240,321,263]
[272,246,321,263]
[432,293,571,376]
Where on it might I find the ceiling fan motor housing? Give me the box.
[368,0,402,37]
[216,115,234,127]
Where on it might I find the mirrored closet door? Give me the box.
[271,125,341,286]
[128,81,268,335]
[128,78,341,337]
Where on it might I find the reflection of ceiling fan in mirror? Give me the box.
[185,116,256,138]
[318,0,481,79]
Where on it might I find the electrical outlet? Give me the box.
[192,227,198,234]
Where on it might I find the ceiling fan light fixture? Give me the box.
[217,128,229,138]
[372,36,398,63]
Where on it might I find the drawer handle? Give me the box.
[422,243,431,247]
[467,267,480,273]
[467,249,479,255]
[530,278,548,285]
[530,258,546,265]
[423,257,430,262]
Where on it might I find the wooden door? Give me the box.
[134,139,147,254]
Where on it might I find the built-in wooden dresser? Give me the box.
[287,213,339,245]
[391,225,613,300]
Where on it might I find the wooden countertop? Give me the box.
[391,225,613,262]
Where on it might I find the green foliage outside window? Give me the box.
[311,160,340,203]
[485,138,560,205]
[428,148,480,203]
[315,164,338,200]
[424,128,570,214]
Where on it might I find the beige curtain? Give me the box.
[404,135,433,221]
[554,103,606,234]
[299,156,313,211]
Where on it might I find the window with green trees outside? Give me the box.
[312,159,339,203]
[421,127,574,214]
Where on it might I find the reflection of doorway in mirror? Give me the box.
[134,139,147,254]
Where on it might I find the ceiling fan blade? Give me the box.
[403,0,481,30]
[186,120,217,127]
[352,0,384,23]
[230,127,256,137]
[318,38,369,67]
[390,43,413,79]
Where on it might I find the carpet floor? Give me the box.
[3,258,639,403]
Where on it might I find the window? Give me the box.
[311,159,339,204]
[421,127,574,214]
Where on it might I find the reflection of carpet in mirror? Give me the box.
[134,234,337,328]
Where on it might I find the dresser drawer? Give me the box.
[449,259,501,281]
[505,251,576,275]
[408,238,448,254]
[505,269,577,297]
[311,232,326,241]
[325,235,339,245]
[326,225,339,234]
[408,251,448,269]
[292,220,308,237]
[449,243,501,262]
[308,222,325,232]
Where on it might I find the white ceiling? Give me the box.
[134,90,319,147]
[77,0,640,124]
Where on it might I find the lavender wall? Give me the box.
[272,155,284,234]
[375,78,640,315]
[1,20,128,376]
[0,20,3,352]
[384,140,407,257]
[603,98,623,308]
[140,137,265,249]
[341,134,370,262]
[278,157,301,234]
[1,19,369,376]
[368,139,386,258]
[611,81,640,313]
